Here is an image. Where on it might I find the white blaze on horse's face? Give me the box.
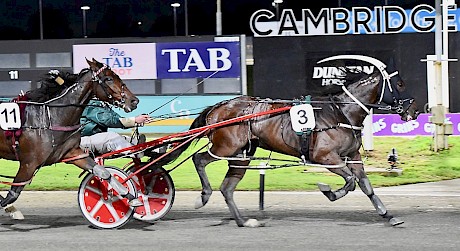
[86,58,139,113]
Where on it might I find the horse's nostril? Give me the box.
[132,98,139,106]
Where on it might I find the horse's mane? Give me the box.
[25,69,90,102]
[341,67,375,84]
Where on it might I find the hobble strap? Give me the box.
[298,129,312,163]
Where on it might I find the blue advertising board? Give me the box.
[156,41,241,79]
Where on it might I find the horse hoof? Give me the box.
[389,217,404,226]
[5,206,24,220]
[317,182,331,192]
[243,218,260,227]
[194,196,206,209]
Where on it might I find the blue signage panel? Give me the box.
[156,41,241,79]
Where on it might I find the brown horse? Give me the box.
[0,58,139,214]
[165,56,419,227]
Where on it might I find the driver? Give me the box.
[80,99,151,157]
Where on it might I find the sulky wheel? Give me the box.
[127,166,175,222]
[78,166,137,229]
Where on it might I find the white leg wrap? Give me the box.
[92,165,128,196]
[92,165,111,179]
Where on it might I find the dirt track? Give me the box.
[1,180,460,251]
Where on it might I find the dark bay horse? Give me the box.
[166,56,419,227]
[0,58,139,215]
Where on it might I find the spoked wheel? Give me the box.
[127,166,175,222]
[78,166,137,229]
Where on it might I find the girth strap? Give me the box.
[49,124,81,131]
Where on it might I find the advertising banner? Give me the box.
[250,4,459,37]
[372,113,459,136]
[156,41,241,79]
[72,43,157,79]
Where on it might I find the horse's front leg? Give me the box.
[0,185,25,208]
[0,157,39,209]
[0,162,32,220]
[0,194,24,220]
[314,153,356,201]
[349,153,404,226]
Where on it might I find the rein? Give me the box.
[147,70,219,116]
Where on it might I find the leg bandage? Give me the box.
[92,165,129,196]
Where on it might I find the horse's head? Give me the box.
[86,58,139,112]
[317,55,420,122]
[377,59,420,122]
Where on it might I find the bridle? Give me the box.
[91,64,127,109]
[376,69,415,116]
[317,55,415,117]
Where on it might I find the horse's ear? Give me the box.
[86,58,97,71]
[387,57,397,72]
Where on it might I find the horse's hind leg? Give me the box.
[193,151,219,209]
[220,163,258,227]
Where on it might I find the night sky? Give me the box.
[0,0,434,40]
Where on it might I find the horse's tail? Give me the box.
[149,106,212,166]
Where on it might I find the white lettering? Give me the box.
[250,4,454,37]
[183,49,207,72]
[390,120,419,134]
[8,70,18,80]
[162,48,233,73]
[170,100,191,118]
[425,123,436,133]
[208,48,232,71]
[312,66,374,78]
[372,118,387,133]
[162,49,187,72]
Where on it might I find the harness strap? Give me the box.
[0,177,32,186]
[299,131,311,163]
[49,124,81,132]
[337,123,363,130]
[61,153,90,163]
[313,123,362,132]
[341,85,370,114]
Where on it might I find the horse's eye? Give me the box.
[105,77,113,82]
[397,81,403,87]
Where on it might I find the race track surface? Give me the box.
[1,179,460,251]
